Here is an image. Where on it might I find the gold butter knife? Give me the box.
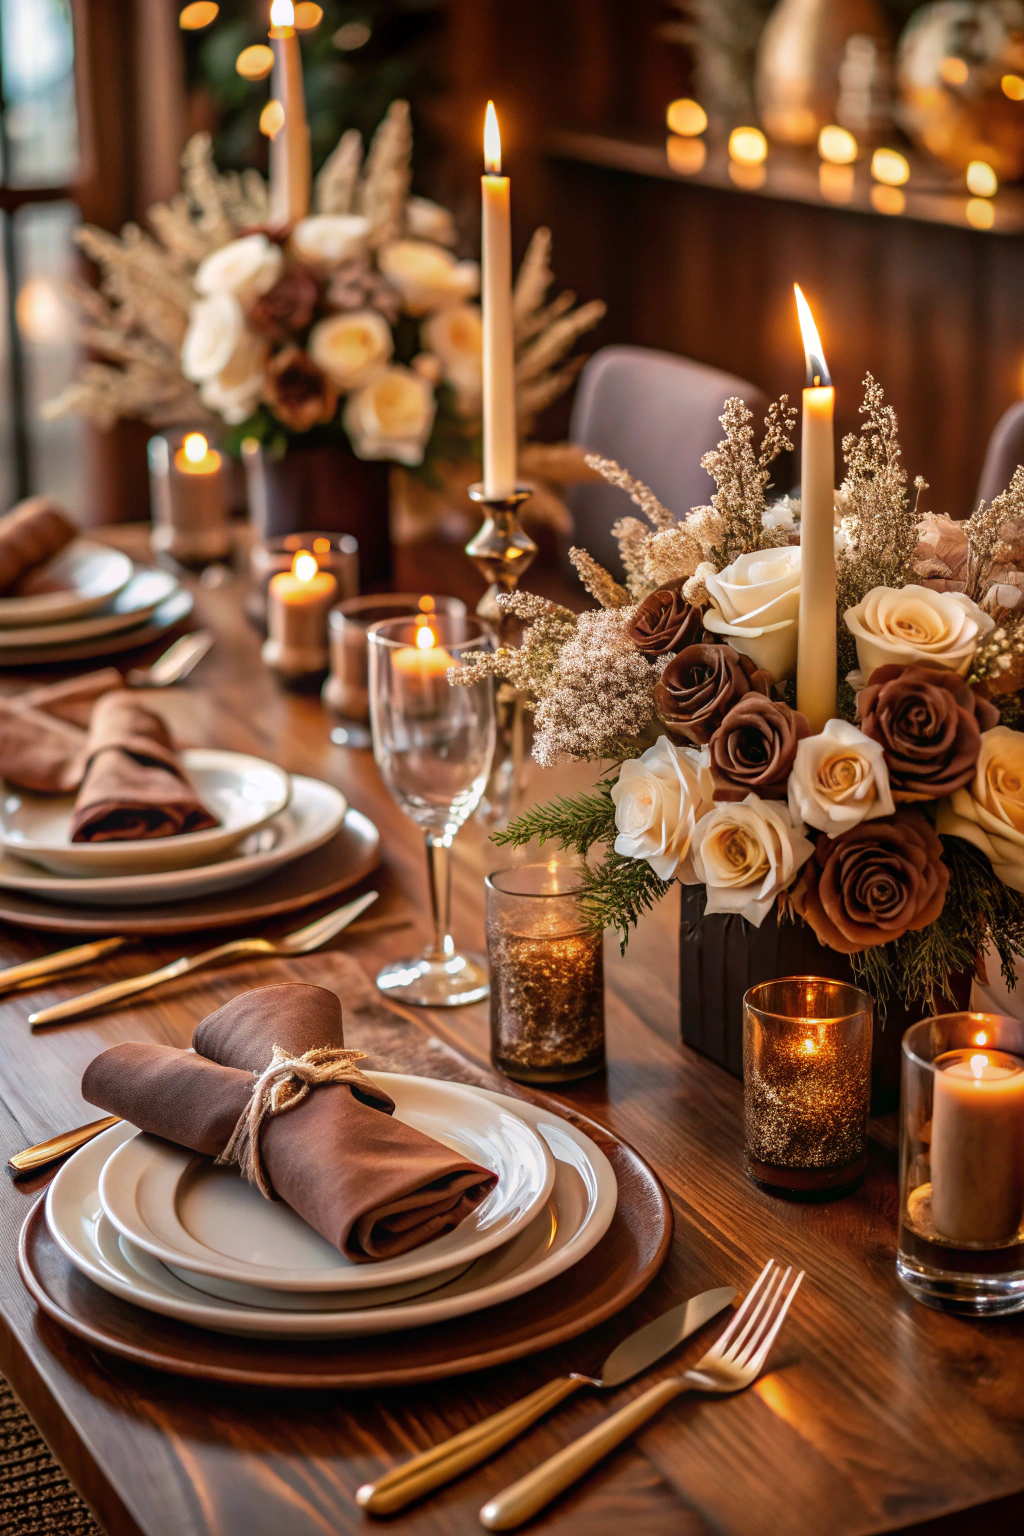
[0,936,128,996]
[7,1114,121,1173]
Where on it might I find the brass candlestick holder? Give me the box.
[466,483,537,826]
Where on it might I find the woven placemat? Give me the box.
[0,1375,100,1535]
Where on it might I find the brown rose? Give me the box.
[249,266,319,341]
[324,259,402,325]
[261,347,338,433]
[627,584,704,657]
[710,695,811,801]
[789,809,949,953]
[857,663,998,802]
[654,642,773,746]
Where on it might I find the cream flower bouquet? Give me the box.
[456,376,1024,1015]
[45,102,605,533]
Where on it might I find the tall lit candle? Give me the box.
[793,284,836,731]
[481,101,517,500]
[930,1045,1024,1245]
[268,0,310,229]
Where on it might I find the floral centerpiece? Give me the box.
[454,375,1024,1027]
[45,101,605,540]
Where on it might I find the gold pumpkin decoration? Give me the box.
[897,0,1024,178]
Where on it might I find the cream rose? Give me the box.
[308,309,393,391]
[611,736,714,880]
[343,365,436,465]
[194,234,283,307]
[844,584,993,681]
[422,303,482,409]
[405,196,457,246]
[702,545,801,679]
[180,293,244,383]
[199,327,267,424]
[289,214,370,274]
[937,726,1024,892]
[684,794,814,926]
[787,718,894,838]
[377,239,480,315]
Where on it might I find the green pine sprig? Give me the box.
[493,781,618,857]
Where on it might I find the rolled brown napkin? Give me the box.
[83,984,499,1262]
[70,691,218,842]
[0,497,77,594]
[0,670,124,794]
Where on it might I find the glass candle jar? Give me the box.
[743,977,873,1198]
[248,531,359,627]
[898,1012,1024,1316]
[148,432,231,566]
[486,864,605,1085]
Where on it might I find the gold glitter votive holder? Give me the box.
[743,977,873,1199]
[486,864,605,1085]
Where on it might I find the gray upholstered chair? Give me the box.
[975,399,1024,510]
[565,345,770,579]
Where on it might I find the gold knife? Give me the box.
[7,1115,121,1173]
[0,936,128,996]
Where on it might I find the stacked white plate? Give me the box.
[45,1073,618,1338]
[0,541,193,666]
[0,755,358,906]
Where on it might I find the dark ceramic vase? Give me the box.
[678,886,971,1109]
[243,440,392,588]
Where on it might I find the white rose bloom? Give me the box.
[199,328,268,425]
[685,794,814,927]
[377,239,480,315]
[180,293,244,383]
[937,726,1024,893]
[405,196,458,246]
[787,718,895,838]
[289,214,370,274]
[308,309,393,391]
[422,304,482,410]
[193,234,283,307]
[343,365,436,465]
[703,545,801,679]
[611,736,714,880]
[844,584,993,681]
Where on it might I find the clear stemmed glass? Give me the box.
[368,612,495,1005]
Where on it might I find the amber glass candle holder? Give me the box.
[743,977,873,1199]
[486,864,605,1085]
[898,1012,1024,1316]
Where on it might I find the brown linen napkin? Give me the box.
[0,498,77,594]
[69,691,219,842]
[82,983,499,1262]
[0,670,124,794]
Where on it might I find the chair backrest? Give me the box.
[565,345,769,578]
[975,399,1024,510]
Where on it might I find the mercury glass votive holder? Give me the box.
[486,865,605,1085]
[743,977,873,1199]
[897,1012,1024,1316]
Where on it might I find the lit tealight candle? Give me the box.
[262,549,337,677]
[871,147,909,187]
[966,159,998,198]
[728,126,768,166]
[148,431,230,565]
[666,98,708,137]
[793,285,836,731]
[267,0,310,229]
[930,1044,1024,1245]
[392,619,454,684]
[818,125,858,165]
[175,431,221,476]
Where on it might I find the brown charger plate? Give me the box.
[18,1114,672,1389]
[0,811,380,935]
[0,589,194,667]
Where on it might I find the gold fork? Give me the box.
[478,1258,804,1531]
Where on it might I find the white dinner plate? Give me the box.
[0,568,177,647]
[0,748,291,875]
[0,539,133,626]
[98,1073,556,1291]
[45,1084,617,1337]
[0,776,350,905]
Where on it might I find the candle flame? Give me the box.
[974,1030,989,1046]
[270,0,294,25]
[484,101,502,175]
[292,550,318,582]
[182,432,208,463]
[416,624,437,650]
[793,284,831,388]
[970,1052,989,1079]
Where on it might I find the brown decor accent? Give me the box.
[654,642,773,745]
[857,663,999,803]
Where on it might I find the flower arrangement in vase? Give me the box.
[454,372,1024,1074]
[45,102,605,544]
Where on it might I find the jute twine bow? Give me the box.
[216,1044,372,1200]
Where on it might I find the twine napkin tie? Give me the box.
[217,1044,373,1199]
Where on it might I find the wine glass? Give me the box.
[368,612,495,1005]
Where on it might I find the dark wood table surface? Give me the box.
[1,532,1023,1536]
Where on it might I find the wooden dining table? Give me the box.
[0,530,1022,1536]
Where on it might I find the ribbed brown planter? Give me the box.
[679,886,971,1109]
[243,441,392,588]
